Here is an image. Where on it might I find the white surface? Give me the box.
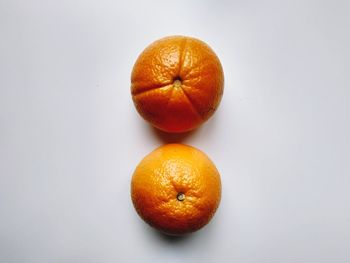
[1,1,350,262]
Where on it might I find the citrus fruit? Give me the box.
[131,36,224,133]
[131,144,221,235]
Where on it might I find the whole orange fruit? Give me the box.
[131,36,224,133]
[131,144,221,235]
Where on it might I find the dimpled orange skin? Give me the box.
[131,36,224,133]
[131,144,221,235]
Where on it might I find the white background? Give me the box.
[1,1,350,262]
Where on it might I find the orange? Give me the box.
[131,36,224,133]
[131,144,221,235]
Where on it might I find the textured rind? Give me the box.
[131,36,224,133]
[131,144,221,235]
